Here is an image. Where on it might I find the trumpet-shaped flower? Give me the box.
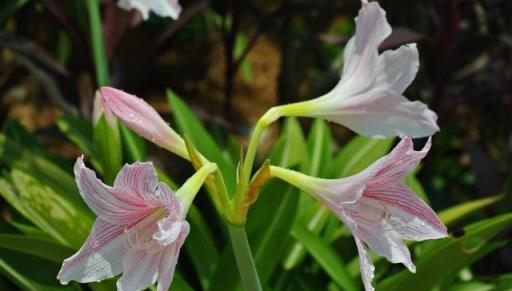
[101,87,188,159]
[270,138,448,291]
[117,0,181,20]
[57,157,216,291]
[272,1,439,138]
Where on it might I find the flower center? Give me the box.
[124,207,166,253]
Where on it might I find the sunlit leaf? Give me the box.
[0,170,93,249]
[0,134,82,207]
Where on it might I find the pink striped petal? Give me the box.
[155,182,181,219]
[370,137,431,182]
[114,162,159,200]
[364,183,447,240]
[116,250,162,291]
[157,222,189,291]
[358,138,447,238]
[57,220,126,284]
[74,157,156,225]
[100,87,187,158]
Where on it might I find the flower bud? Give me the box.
[100,87,188,159]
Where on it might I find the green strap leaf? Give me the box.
[291,225,359,291]
[185,205,220,290]
[284,119,334,269]
[0,234,74,263]
[438,195,503,226]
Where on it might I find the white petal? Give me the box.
[323,90,439,138]
[313,175,368,205]
[57,220,126,284]
[375,44,419,93]
[117,0,150,20]
[157,222,189,291]
[117,250,162,291]
[336,2,391,97]
[151,0,182,19]
[358,227,416,272]
[153,219,183,246]
[354,237,376,291]
[311,3,437,139]
[117,0,181,20]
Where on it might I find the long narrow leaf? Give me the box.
[438,195,503,226]
[0,234,74,263]
[291,225,359,291]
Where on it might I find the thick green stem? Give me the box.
[227,225,262,291]
[87,0,110,86]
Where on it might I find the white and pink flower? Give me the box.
[270,138,448,290]
[117,0,181,20]
[272,1,439,138]
[58,157,215,291]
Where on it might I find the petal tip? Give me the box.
[74,155,86,176]
[407,263,417,273]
